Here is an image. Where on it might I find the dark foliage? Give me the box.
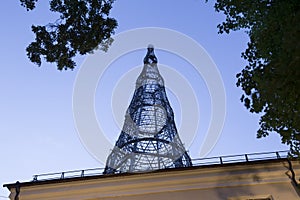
[212,0,300,157]
[20,0,117,70]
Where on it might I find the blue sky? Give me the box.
[0,0,288,197]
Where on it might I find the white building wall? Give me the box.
[5,159,300,200]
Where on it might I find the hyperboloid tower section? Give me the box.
[103,45,192,174]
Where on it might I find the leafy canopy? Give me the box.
[20,0,117,70]
[212,0,299,157]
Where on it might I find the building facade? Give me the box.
[4,158,300,200]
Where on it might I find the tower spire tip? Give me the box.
[144,44,157,64]
[147,44,154,49]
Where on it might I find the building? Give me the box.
[4,152,300,200]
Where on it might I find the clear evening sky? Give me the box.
[0,0,287,198]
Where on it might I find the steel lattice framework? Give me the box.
[103,45,192,174]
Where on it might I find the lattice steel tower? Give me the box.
[103,45,192,174]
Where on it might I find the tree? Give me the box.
[20,0,117,70]
[211,0,299,157]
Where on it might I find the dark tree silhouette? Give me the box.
[20,0,117,70]
[211,0,299,157]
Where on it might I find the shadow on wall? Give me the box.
[214,159,300,199]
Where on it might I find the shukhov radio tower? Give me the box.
[103,45,192,174]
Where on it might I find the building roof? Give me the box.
[3,150,291,190]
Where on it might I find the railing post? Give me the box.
[60,172,65,179]
[219,157,223,164]
[33,175,38,182]
[245,154,249,162]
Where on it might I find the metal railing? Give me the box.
[191,150,288,167]
[32,167,105,182]
[32,150,289,182]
